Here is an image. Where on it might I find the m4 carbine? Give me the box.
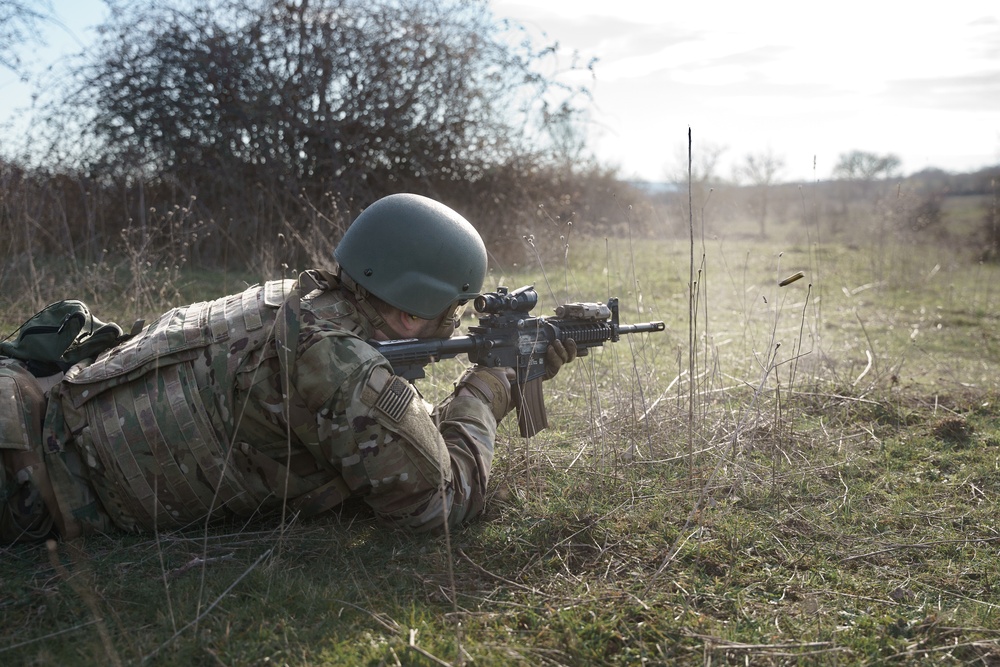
[369,285,666,436]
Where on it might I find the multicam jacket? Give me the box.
[35,270,496,537]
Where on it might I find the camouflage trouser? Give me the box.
[0,456,53,544]
[0,359,56,544]
[0,359,114,542]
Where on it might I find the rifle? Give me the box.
[369,285,666,436]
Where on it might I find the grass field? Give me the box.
[3,215,1000,665]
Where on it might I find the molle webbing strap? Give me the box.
[75,286,271,384]
[92,388,158,528]
[135,373,211,514]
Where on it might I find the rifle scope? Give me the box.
[474,285,537,315]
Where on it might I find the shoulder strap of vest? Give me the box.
[272,275,303,390]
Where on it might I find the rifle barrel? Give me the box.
[619,321,666,334]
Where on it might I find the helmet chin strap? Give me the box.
[428,307,459,339]
[338,270,409,340]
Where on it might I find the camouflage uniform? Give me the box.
[3,270,496,541]
[0,358,60,542]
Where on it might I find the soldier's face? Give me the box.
[413,300,467,340]
[413,311,456,339]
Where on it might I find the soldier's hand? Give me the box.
[543,338,577,380]
[457,366,515,421]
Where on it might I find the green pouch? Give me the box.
[0,300,128,377]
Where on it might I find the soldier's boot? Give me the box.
[0,360,63,544]
[1,451,55,543]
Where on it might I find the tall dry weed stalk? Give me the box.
[686,128,697,482]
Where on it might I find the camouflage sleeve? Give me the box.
[293,334,496,532]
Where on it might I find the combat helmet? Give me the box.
[334,194,488,320]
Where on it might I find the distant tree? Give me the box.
[832,150,901,182]
[980,176,999,262]
[735,148,785,237]
[0,0,52,75]
[909,167,952,190]
[661,139,727,232]
[667,139,727,187]
[829,150,902,237]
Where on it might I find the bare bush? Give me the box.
[16,0,594,267]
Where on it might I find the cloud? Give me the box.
[879,71,1000,110]
[495,0,1000,179]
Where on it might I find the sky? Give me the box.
[1,0,998,183]
[490,0,1000,182]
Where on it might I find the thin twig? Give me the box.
[873,640,1000,665]
[0,619,101,655]
[331,598,402,634]
[165,553,236,579]
[457,549,540,594]
[409,628,454,667]
[843,537,1000,562]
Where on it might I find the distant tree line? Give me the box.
[652,142,998,255]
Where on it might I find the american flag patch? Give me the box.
[375,376,414,422]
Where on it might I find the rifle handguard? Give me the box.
[456,367,513,422]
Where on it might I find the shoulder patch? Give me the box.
[375,376,415,423]
[361,366,414,423]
